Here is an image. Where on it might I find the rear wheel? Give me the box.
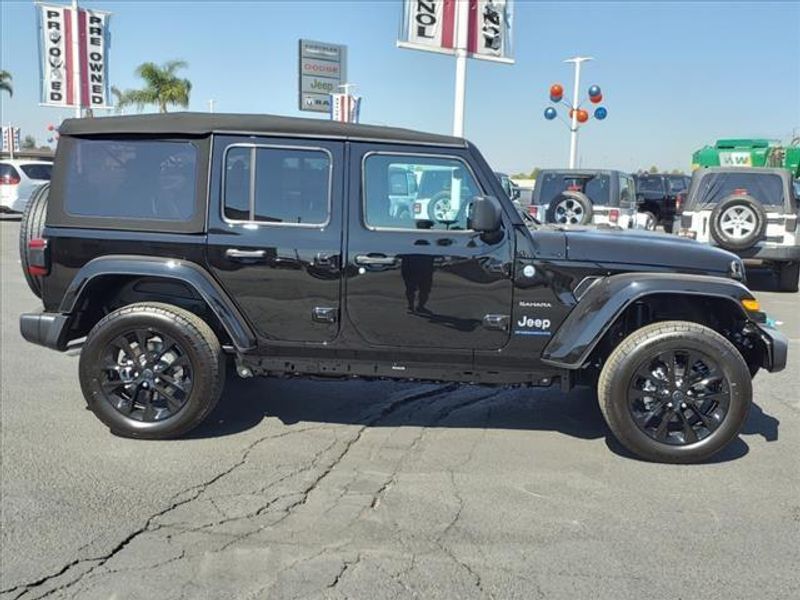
[598,321,751,463]
[18,183,50,298]
[777,262,799,292]
[79,302,225,439]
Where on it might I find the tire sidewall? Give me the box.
[709,195,766,251]
[604,330,752,462]
[79,308,219,438]
[546,191,593,225]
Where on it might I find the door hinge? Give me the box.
[312,307,338,324]
[483,314,509,332]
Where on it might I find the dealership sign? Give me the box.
[298,39,347,113]
[37,3,112,109]
[399,0,514,63]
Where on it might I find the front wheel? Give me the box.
[79,302,225,439]
[598,321,752,463]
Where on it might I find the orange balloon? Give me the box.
[550,83,564,98]
[577,109,589,123]
[590,92,603,104]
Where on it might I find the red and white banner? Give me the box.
[1,127,21,154]
[330,94,362,124]
[399,0,514,63]
[38,3,112,109]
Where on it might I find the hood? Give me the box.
[559,226,742,277]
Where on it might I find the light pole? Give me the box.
[543,57,608,168]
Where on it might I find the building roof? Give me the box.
[59,112,466,147]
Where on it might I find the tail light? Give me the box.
[413,202,421,214]
[527,205,538,218]
[734,188,748,195]
[675,193,684,212]
[608,209,620,224]
[0,174,20,185]
[27,238,50,277]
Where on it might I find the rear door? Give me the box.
[206,135,344,344]
[344,144,514,352]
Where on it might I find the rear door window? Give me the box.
[694,173,785,208]
[20,163,52,181]
[538,173,610,206]
[63,139,197,221]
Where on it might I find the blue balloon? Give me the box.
[588,84,601,98]
[47,137,54,143]
[544,107,557,120]
[594,106,608,120]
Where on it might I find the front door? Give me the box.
[344,144,514,351]
[206,135,344,344]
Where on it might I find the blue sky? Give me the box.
[1,0,799,173]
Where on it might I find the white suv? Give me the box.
[0,159,53,213]
[678,167,799,292]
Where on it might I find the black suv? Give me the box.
[633,173,691,232]
[19,113,787,463]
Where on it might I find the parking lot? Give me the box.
[1,216,798,599]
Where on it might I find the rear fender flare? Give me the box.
[541,272,753,369]
[60,255,256,352]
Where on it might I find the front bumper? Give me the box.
[755,323,788,372]
[20,312,70,350]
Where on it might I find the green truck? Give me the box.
[692,138,800,176]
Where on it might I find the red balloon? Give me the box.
[577,109,589,123]
[590,93,603,104]
[550,83,563,99]
[47,124,55,131]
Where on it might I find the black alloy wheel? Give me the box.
[627,349,730,445]
[99,328,193,422]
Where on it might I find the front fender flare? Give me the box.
[59,255,256,352]
[541,272,753,369]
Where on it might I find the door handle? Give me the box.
[225,248,266,260]
[355,254,397,266]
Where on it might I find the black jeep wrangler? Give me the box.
[19,113,787,463]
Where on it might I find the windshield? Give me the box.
[537,173,610,205]
[693,172,785,208]
[20,163,53,180]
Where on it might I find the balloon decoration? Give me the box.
[47,124,55,131]
[47,137,54,143]
[543,81,608,127]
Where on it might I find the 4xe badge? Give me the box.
[514,315,552,336]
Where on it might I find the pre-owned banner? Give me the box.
[37,3,112,109]
[330,94,362,124]
[398,0,513,63]
[1,127,21,154]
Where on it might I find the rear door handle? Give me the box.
[355,254,397,266]
[225,248,266,260]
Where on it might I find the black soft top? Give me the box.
[58,112,466,147]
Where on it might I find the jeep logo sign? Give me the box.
[298,39,347,114]
[38,3,112,109]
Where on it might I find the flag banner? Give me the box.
[398,0,513,63]
[38,3,112,109]
[330,94,362,124]
[2,127,21,153]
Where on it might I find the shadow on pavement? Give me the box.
[189,374,779,464]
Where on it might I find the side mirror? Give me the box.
[636,193,645,205]
[470,196,502,233]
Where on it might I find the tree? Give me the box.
[22,135,37,150]
[114,60,191,113]
[0,70,12,97]
[670,168,685,175]
[648,165,659,174]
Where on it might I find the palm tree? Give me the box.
[115,60,191,113]
[0,70,12,97]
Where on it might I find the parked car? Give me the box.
[529,169,639,229]
[19,113,786,463]
[411,163,480,227]
[633,173,691,232]
[0,159,53,213]
[678,167,799,291]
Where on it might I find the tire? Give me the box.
[663,220,674,234]
[545,191,593,225]
[18,183,50,299]
[777,262,799,293]
[709,194,766,251]
[427,191,457,224]
[79,302,225,439]
[640,211,657,231]
[598,321,752,463]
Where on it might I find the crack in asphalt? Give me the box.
[327,553,362,590]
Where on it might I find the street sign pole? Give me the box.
[452,0,470,137]
[565,56,593,169]
[71,0,82,118]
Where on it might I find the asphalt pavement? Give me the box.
[1,217,798,599]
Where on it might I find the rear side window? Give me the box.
[0,163,20,182]
[20,164,52,180]
[223,145,331,225]
[694,173,785,208]
[63,139,197,220]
